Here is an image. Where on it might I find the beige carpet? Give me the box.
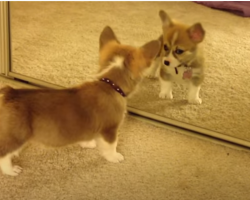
[9,2,250,142]
[0,80,250,200]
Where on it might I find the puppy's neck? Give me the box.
[96,56,140,97]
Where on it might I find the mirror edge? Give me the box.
[0,1,10,76]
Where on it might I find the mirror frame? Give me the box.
[1,2,249,149]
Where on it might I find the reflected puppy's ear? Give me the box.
[99,26,120,50]
[187,23,205,43]
[159,10,173,30]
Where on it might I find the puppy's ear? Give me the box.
[99,26,120,50]
[159,10,173,29]
[187,23,205,43]
[141,40,161,62]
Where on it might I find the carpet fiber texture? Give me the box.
[2,0,250,195]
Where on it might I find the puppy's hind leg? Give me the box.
[97,127,124,163]
[0,106,32,176]
[0,134,29,176]
[0,144,25,176]
[0,153,22,176]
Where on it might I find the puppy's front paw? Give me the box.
[104,152,124,163]
[188,97,202,104]
[2,165,22,176]
[159,91,173,99]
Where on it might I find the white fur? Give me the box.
[111,56,124,68]
[0,153,22,176]
[159,78,173,99]
[87,56,125,81]
[188,84,202,104]
[100,56,124,74]
[162,53,180,69]
[162,65,191,84]
[159,65,203,103]
[79,140,97,149]
[96,137,124,163]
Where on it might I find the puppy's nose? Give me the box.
[164,60,170,66]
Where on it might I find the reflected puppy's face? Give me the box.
[159,10,205,68]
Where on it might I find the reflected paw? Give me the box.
[159,92,173,99]
[104,152,124,163]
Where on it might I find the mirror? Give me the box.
[9,2,250,143]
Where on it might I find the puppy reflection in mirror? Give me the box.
[146,10,205,104]
[0,26,160,176]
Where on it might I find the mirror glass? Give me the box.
[10,2,250,141]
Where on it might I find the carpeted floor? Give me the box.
[9,2,250,142]
[2,2,250,198]
[0,80,250,200]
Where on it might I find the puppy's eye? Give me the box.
[163,44,169,51]
[175,49,184,54]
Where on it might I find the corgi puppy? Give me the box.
[0,26,160,176]
[146,10,205,104]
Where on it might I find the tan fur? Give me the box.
[0,26,160,176]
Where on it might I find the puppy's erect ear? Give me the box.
[99,26,120,50]
[141,40,161,61]
[159,10,173,29]
[187,23,205,43]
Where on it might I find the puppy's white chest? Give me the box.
[167,66,191,84]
